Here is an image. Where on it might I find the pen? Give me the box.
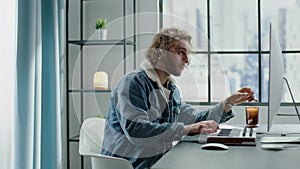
[249,128,253,137]
[242,127,247,137]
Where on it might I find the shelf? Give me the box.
[69,135,79,142]
[66,0,136,168]
[68,39,135,46]
[68,89,112,93]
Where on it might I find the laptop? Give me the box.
[182,124,257,146]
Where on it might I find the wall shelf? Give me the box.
[68,39,135,46]
[68,89,112,93]
[65,0,136,169]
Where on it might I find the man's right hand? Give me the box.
[183,120,219,136]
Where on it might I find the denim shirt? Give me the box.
[101,60,234,169]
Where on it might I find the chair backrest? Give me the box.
[79,117,134,169]
[90,155,134,169]
[79,117,105,155]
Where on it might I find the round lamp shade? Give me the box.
[94,71,108,90]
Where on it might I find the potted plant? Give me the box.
[95,18,108,40]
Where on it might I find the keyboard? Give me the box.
[260,136,300,143]
[182,126,257,145]
[216,128,245,137]
[217,129,232,136]
[207,127,257,146]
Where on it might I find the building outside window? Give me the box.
[162,0,300,104]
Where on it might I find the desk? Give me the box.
[151,124,300,169]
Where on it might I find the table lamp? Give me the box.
[94,71,108,90]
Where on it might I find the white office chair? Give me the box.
[79,117,134,169]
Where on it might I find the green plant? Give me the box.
[97,113,105,119]
[96,18,107,29]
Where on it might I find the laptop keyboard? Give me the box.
[207,127,257,145]
[217,128,243,137]
[217,129,232,136]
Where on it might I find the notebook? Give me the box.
[181,124,257,146]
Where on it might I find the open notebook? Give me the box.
[181,124,257,146]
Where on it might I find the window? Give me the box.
[162,0,300,103]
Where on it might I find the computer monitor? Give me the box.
[267,23,284,132]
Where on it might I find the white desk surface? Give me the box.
[151,124,300,169]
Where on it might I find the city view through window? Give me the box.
[162,0,300,103]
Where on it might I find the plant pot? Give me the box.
[95,29,107,40]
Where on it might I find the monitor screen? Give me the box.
[267,23,284,132]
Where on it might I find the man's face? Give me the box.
[158,40,191,76]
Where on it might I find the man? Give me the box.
[101,27,256,169]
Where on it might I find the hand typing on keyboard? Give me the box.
[183,120,220,136]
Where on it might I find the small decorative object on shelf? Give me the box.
[95,18,107,40]
[94,71,108,90]
[97,113,105,119]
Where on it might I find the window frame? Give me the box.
[160,0,300,106]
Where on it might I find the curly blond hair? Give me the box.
[145,27,192,66]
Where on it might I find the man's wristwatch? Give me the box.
[226,98,234,108]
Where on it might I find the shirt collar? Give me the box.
[140,59,177,89]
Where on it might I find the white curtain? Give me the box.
[0,1,17,169]
[13,0,64,169]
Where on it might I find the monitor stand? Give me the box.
[260,77,300,144]
[277,77,300,122]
